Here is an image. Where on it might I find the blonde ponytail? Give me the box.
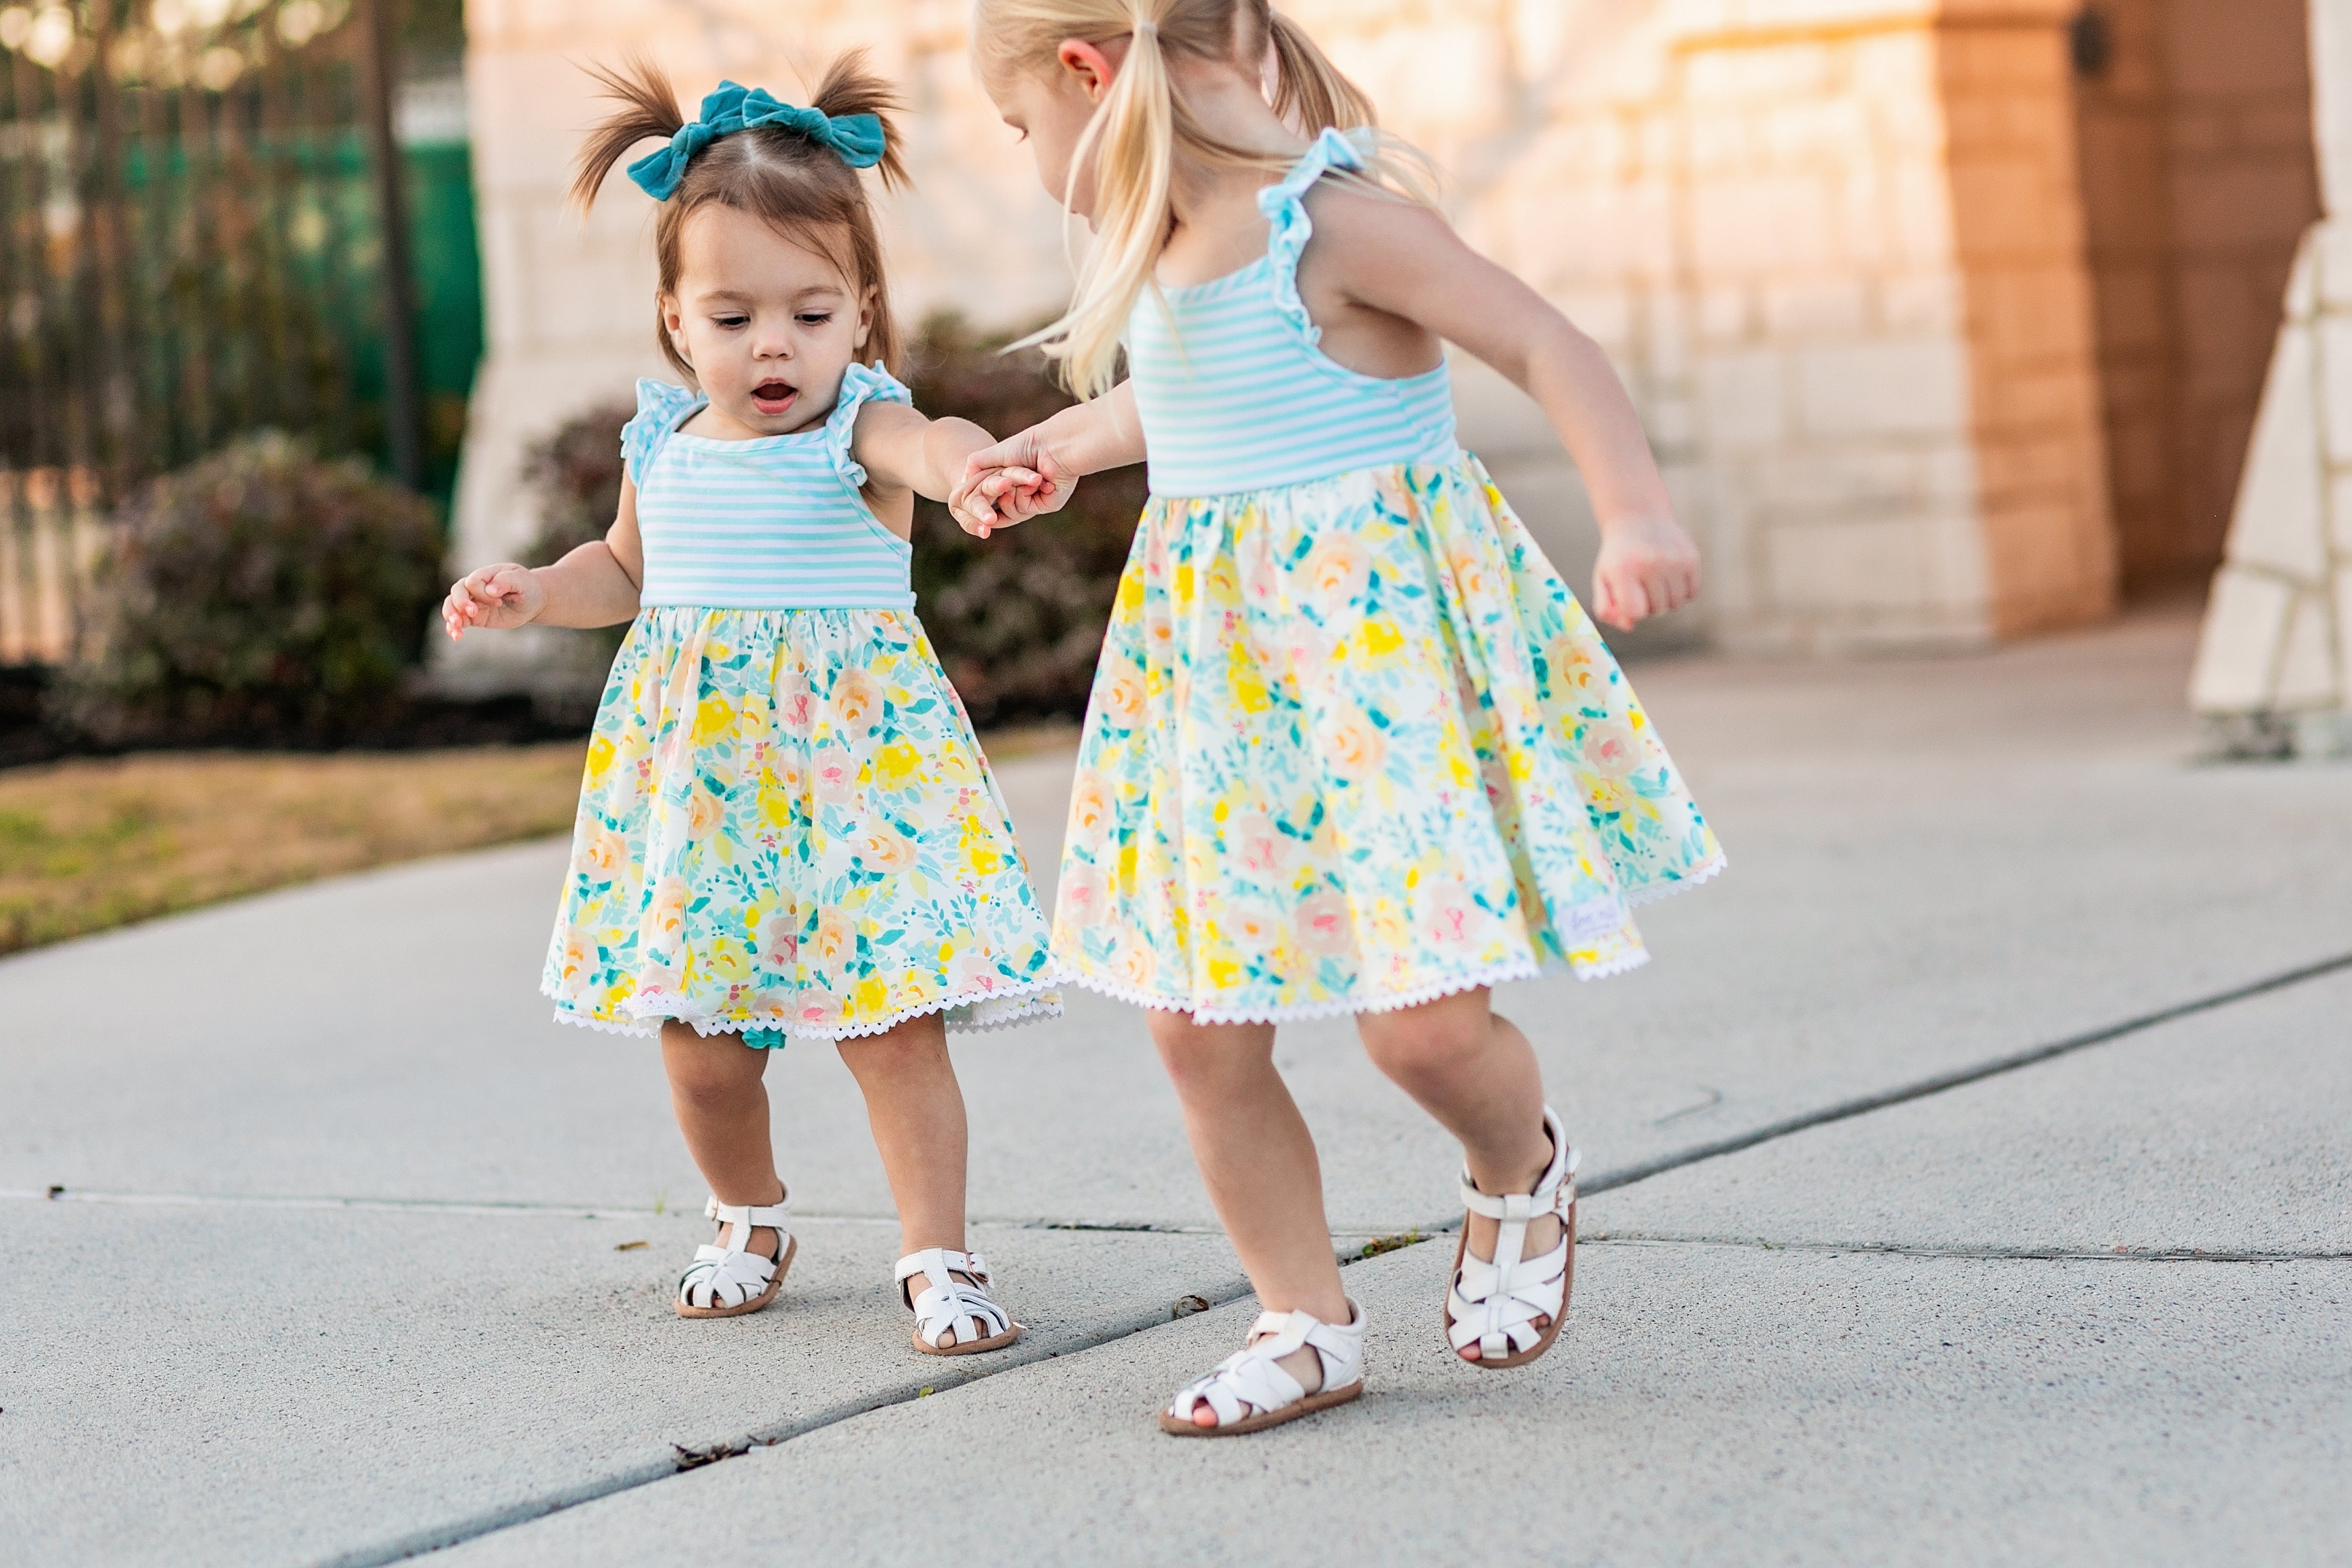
[976,0,1427,399]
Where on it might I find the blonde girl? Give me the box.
[954,2,1726,1433]
[443,53,1062,1354]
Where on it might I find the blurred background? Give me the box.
[1,0,2344,953]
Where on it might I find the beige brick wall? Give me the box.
[445,0,2133,682]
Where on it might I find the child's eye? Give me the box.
[713,314,748,329]
[797,312,832,326]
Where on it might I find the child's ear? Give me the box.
[659,293,693,366]
[1057,38,1118,103]
[854,289,875,353]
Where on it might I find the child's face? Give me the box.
[661,203,873,437]
[982,50,1111,222]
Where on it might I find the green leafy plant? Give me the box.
[903,311,1146,727]
[54,432,445,743]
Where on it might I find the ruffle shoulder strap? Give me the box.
[619,379,704,484]
[822,361,914,491]
[1256,126,1373,348]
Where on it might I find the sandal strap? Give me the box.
[677,1242,778,1309]
[896,1248,1008,1348]
[1168,1302,1366,1428]
[704,1194,792,1229]
[1456,1108,1579,1220]
[1448,1108,1577,1360]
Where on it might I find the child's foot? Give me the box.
[676,1193,796,1318]
[896,1248,1021,1355]
[1446,1108,1578,1367]
[1160,1302,1366,1436]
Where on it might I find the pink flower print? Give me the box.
[808,905,859,978]
[1107,934,1157,991]
[950,947,1004,995]
[1293,892,1354,957]
[795,987,846,1029]
[647,877,690,945]
[1221,899,1285,955]
[812,745,858,805]
[858,823,918,872]
[1224,809,1288,875]
[686,785,726,839]
[1321,705,1390,782]
[1419,875,1481,947]
[757,909,802,971]
[1580,718,1642,779]
[1060,861,1114,929]
[553,925,596,997]
[777,672,815,738]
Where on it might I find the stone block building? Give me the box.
[442,0,2323,689]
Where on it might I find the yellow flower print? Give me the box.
[1355,617,1406,667]
[853,975,890,1016]
[692,695,736,747]
[875,740,923,791]
[961,815,1007,877]
[584,734,616,783]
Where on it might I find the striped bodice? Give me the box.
[623,362,916,611]
[1126,128,1460,499]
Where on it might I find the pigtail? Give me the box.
[808,47,911,193]
[1046,6,1179,400]
[570,54,686,213]
[1264,8,1374,134]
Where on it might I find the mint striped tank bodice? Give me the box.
[621,362,916,611]
[1126,128,1460,500]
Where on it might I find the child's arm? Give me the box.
[948,381,1146,537]
[441,478,646,640]
[1308,194,1698,630]
[851,403,1053,533]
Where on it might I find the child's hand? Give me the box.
[441,563,546,641]
[952,435,1072,538]
[1590,515,1700,632]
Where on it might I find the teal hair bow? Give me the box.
[627,81,885,200]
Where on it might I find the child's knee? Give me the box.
[1360,1008,1489,1080]
[663,1029,764,1107]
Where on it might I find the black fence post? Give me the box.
[354,0,422,489]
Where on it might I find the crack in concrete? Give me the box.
[311,945,2352,1566]
[1582,1233,2352,1263]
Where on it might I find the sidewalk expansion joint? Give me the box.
[316,945,2352,1566]
[1582,1233,2352,1263]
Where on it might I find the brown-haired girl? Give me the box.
[951,1,1726,1433]
[441,54,1060,1354]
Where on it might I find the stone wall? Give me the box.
[443,0,2125,686]
[2072,0,2320,593]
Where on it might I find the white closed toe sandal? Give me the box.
[675,1194,796,1319]
[1160,1301,1366,1438]
[895,1248,1022,1356]
[1446,1106,1579,1369]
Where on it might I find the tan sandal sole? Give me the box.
[1445,1203,1574,1370]
[1158,1379,1361,1437]
[911,1319,1023,1356]
[675,1233,797,1319]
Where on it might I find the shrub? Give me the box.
[903,312,1145,727]
[522,400,632,569]
[54,433,446,744]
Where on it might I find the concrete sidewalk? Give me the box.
[3,607,2347,1566]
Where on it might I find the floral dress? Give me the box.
[544,365,1061,1043]
[1054,132,1724,1023]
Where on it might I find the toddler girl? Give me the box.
[955,1,1726,1432]
[444,53,1060,1354]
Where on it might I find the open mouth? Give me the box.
[751,380,797,415]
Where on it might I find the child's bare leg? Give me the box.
[1356,989,1560,1361]
[661,1022,786,1260]
[833,1013,968,1258]
[1149,1012,1347,1424]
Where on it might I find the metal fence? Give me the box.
[0,0,423,664]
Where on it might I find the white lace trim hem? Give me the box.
[1058,952,1640,1026]
[545,975,1064,1044]
[1624,850,1728,908]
